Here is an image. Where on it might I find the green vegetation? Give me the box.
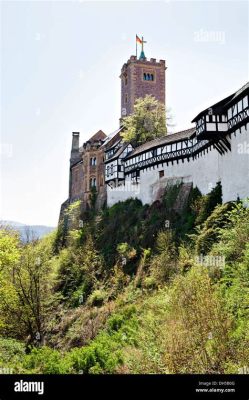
[121,95,167,147]
[0,183,248,374]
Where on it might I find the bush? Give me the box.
[68,336,123,374]
[0,338,25,371]
[195,202,235,255]
[22,347,72,374]
[88,290,107,307]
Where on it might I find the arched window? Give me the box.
[90,157,97,166]
[90,177,97,188]
[143,72,154,81]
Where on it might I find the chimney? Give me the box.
[70,132,80,166]
[71,132,79,151]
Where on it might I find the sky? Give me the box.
[0,0,248,227]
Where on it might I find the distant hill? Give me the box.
[0,221,55,241]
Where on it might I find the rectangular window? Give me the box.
[238,100,243,113]
[159,170,164,178]
[243,96,248,109]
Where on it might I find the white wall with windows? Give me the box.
[107,126,249,207]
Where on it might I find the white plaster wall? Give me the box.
[218,127,249,203]
[107,126,249,206]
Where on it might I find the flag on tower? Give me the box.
[136,35,142,44]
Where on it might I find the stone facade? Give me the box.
[120,55,166,117]
[64,130,107,214]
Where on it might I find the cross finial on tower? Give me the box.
[136,34,147,59]
[139,36,147,60]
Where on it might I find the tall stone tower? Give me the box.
[120,47,166,118]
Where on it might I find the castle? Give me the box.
[60,45,249,218]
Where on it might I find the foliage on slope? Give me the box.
[0,183,248,374]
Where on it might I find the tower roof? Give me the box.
[139,50,146,60]
[88,130,107,142]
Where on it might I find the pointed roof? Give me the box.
[102,127,123,147]
[88,130,107,142]
[139,50,146,60]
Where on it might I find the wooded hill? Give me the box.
[0,182,248,374]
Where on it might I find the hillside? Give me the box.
[0,182,248,374]
[0,221,55,241]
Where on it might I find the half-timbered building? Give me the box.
[105,82,249,206]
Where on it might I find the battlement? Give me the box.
[121,55,166,73]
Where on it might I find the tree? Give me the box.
[0,229,57,344]
[121,95,168,147]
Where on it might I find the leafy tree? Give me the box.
[0,230,57,343]
[121,95,167,147]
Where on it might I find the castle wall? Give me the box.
[70,162,84,199]
[107,125,249,206]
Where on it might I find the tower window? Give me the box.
[143,72,154,81]
[90,157,97,166]
[125,94,128,104]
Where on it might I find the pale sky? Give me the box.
[1,0,248,226]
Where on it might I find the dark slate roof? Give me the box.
[192,82,249,122]
[125,128,195,159]
[102,127,123,147]
[226,82,249,106]
[105,143,130,163]
[88,130,107,142]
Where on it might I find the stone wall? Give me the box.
[120,56,166,117]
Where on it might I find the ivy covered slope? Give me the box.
[0,183,248,374]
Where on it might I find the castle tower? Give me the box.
[120,45,166,118]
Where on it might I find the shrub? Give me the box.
[88,290,107,307]
[68,335,123,374]
[0,337,25,372]
[22,347,72,374]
